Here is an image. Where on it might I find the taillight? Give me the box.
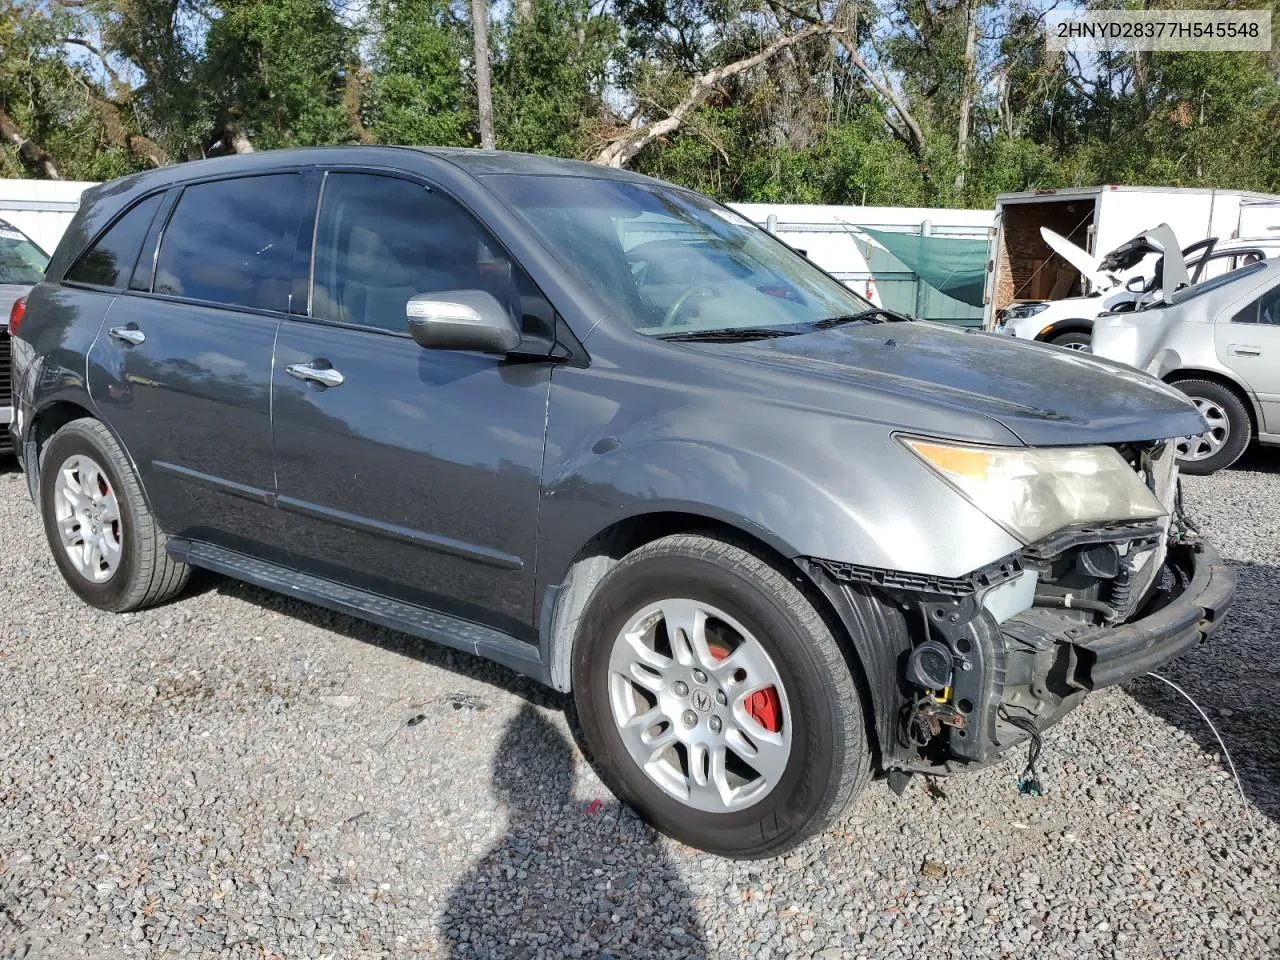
[8,295,25,336]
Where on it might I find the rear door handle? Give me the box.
[1229,344,1262,357]
[286,361,345,388]
[108,324,146,346]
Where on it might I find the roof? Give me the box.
[90,145,659,200]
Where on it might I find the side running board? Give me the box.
[168,539,548,685]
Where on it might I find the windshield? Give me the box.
[0,222,48,285]
[483,174,875,336]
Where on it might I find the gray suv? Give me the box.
[9,148,1234,858]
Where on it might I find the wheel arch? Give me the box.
[1161,367,1259,438]
[1033,318,1094,343]
[25,399,153,519]
[540,509,886,768]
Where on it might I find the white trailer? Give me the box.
[985,185,1280,329]
[0,179,95,253]
[731,202,993,325]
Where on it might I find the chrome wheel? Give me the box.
[1176,398,1230,462]
[1062,341,1090,352]
[607,598,792,813]
[52,454,122,583]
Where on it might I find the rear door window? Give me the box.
[309,172,540,335]
[154,175,301,312]
[65,193,163,289]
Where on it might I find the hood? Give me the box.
[1099,224,1191,294]
[1040,227,1117,292]
[699,321,1204,447]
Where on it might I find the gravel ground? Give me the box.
[1,453,1278,960]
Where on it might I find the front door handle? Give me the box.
[286,361,345,388]
[1229,344,1262,357]
[108,324,146,346]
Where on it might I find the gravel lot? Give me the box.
[1,453,1278,960]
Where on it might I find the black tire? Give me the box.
[1170,379,1252,475]
[39,418,190,612]
[1048,330,1092,351]
[571,533,871,858]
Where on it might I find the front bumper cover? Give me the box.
[1072,540,1234,689]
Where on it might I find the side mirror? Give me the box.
[1125,276,1146,292]
[405,290,521,354]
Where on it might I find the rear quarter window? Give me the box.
[65,193,164,289]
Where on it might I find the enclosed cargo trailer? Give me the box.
[984,185,1280,330]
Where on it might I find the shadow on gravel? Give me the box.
[1125,561,1280,825]
[439,705,707,959]
[1231,446,1280,474]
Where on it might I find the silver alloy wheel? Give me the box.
[52,454,123,583]
[607,599,792,813]
[1176,397,1230,462]
[1062,341,1091,352]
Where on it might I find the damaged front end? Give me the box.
[802,440,1235,781]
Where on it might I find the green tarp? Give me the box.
[860,227,989,307]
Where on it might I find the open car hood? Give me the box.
[1098,224,1191,293]
[1040,227,1118,292]
[1042,224,1198,301]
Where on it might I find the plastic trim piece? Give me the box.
[169,539,548,684]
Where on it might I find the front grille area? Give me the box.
[0,330,11,405]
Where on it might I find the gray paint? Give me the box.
[9,146,1210,688]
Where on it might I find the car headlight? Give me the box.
[1000,302,1049,321]
[902,438,1166,544]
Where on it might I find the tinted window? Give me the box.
[1254,289,1280,325]
[311,173,534,335]
[154,175,300,311]
[65,194,163,289]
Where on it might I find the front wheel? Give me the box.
[1049,330,1092,351]
[1172,379,1251,475]
[572,534,871,858]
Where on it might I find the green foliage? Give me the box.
[2,0,1280,219]
[493,0,616,156]
[204,0,355,149]
[366,0,473,146]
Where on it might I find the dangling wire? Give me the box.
[1145,672,1245,802]
[999,705,1044,796]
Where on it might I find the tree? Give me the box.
[365,0,472,147]
[472,0,494,148]
[493,0,615,156]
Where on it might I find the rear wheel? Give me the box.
[1170,379,1251,475]
[572,533,871,858]
[1049,330,1092,351]
[39,418,190,611]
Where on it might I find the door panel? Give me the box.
[272,321,549,635]
[1216,287,1280,433]
[271,170,553,636]
[87,297,286,560]
[83,172,304,562]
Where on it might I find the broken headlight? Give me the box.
[902,438,1167,544]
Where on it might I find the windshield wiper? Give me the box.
[813,309,912,328]
[658,327,804,342]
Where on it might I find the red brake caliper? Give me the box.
[708,643,782,734]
